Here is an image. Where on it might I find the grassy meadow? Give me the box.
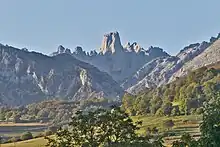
[1,137,47,147]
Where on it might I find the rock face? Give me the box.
[65,32,170,82]
[51,45,72,56]
[48,31,220,95]
[0,44,123,106]
[100,32,123,54]
[171,37,220,81]
[124,36,217,94]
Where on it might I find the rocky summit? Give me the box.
[52,32,169,82]
[0,44,123,106]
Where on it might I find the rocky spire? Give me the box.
[124,42,142,53]
[57,45,65,54]
[100,32,123,54]
[50,45,71,56]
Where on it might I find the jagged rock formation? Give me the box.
[0,44,123,106]
[100,32,123,54]
[51,32,169,82]
[51,45,72,56]
[124,42,143,53]
[171,36,220,81]
[124,35,219,94]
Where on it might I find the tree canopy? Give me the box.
[46,106,164,147]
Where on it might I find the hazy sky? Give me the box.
[0,0,220,55]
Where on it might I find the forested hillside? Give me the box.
[122,67,220,116]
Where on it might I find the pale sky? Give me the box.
[0,0,220,55]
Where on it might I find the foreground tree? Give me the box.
[199,92,220,147]
[46,106,164,147]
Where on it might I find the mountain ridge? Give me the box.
[124,34,220,93]
[1,31,220,106]
[0,44,123,106]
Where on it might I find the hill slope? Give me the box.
[124,34,220,93]
[0,44,123,106]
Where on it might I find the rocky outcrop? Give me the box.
[51,45,72,56]
[124,42,143,53]
[170,37,220,81]
[68,32,169,82]
[0,44,123,106]
[100,32,123,54]
[124,36,216,93]
[48,31,220,95]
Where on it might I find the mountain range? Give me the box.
[1,31,220,106]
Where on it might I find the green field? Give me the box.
[133,115,202,145]
[1,115,202,147]
[1,137,47,147]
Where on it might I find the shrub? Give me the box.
[163,119,174,130]
[20,132,33,140]
[34,132,44,138]
[155,108,164,116]
[190,108,197,114]
[196,107,203,115]
[44,129,53,136]
[48,125,58,133]
[8,137,16,143]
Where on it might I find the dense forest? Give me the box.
[122,67,220,116]
[0,100,80,124]
[0,97,120,124]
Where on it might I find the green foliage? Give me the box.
[122,67,220,116]
[171,92,220,146]
[46,106,164,147]
[20,132,33,140]
[198,93,220,146]
[0,112,6,120]
[0,100,79,124]
[44,130,53,136]
[37,108,49,118]
[163,119,174,130]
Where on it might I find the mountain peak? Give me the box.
[100,31,123,54]
[50,45,71,56]
[124,42,143,53]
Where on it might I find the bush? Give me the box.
[155,108,164,116]
[48,125,58,133]
[196,107,203,115]
[163,119,174,130]
[190,108,197,114]
[8,137,21,143]
[20,132,33,140]
[44,129,53,136]
[34,132,44,138]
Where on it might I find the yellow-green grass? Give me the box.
[132,115,201,146]
[132,115,201,134]
[1,137,48,147]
